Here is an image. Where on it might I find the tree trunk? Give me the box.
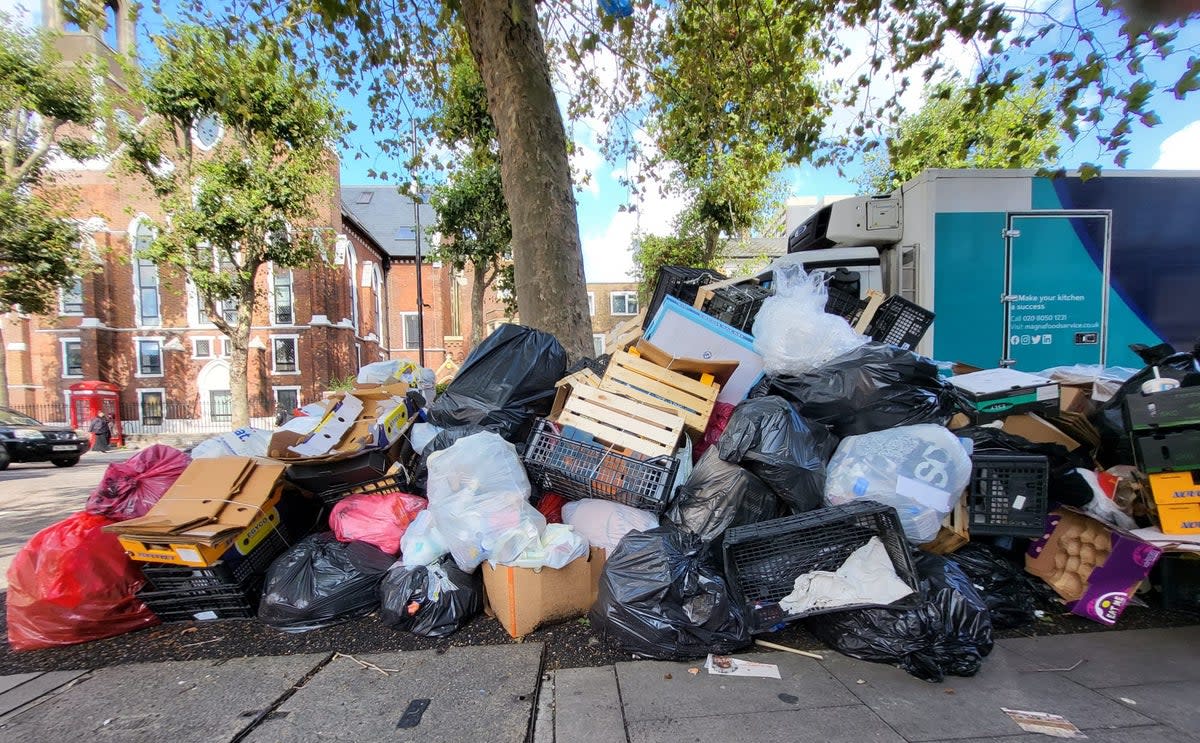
[470,260,487,349]
[460,0,592,359]
[0,322,9,408]
[703,225,720,265]
[225,279,257,429]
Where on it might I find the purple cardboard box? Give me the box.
[1026,509,1163,625]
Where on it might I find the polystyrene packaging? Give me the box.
[824,424,973,543]
[752,260,866,375]
[562,499,659,552]
[425,432,545,571]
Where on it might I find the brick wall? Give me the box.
[587,282,640,354]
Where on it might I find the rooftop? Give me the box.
[340,185,437,259]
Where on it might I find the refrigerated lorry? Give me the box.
[785,169,1198,371]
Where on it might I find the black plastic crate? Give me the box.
[864,295,934,350]
[138,581,262,622]
[1132,428,1200,473]
[824,284,869,324]
[522,418,678,514]
[722,501,921,632]
[967,454,1049,537]
[317,472,409,507]
[702,283,772,333]
[643,266,725,329]
[139,520,292,590]
[1124,386,1200,431]
[1157,553,1200,612]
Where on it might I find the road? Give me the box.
[0,450,134,590]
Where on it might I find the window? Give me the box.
[273,267,294,325]
[274,387,300,414]
[610,291,638,316]
[588,292,595,317]
[136,339,163,376]
[209,390,232,422]
[139,390,165,426]
[133,222,160,326]
[218,337,231,357]
[393,227,416,241]
[60,277,84,315]
[192,338,212,359]
[356,191,373,204]
[62,339,83,377]
[401,313,421,350]
[272,336,298,374]
[593,334,606,357]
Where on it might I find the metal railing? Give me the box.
[6,401,282,435]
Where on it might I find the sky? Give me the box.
[6,0,1200,282]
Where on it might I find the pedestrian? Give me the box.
[88,411,112,452]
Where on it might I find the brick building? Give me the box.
[587,282,641,356]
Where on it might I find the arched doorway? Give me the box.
[197,359,232,423]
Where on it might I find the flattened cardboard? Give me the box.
[268,383,409,462]
[482,547,607,638]
[1002,414,1081,451]
[632,339,739,388]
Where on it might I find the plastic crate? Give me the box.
[643,266,725,329]
[317,472,409,507]
[722,501,921,632]
[138,581,262,622]
[824,284,869,324]
[701,284,772,333]
[522,418,678,513]
[139,521,291,590]
[864,295,934,350]
[967,454,1049,537]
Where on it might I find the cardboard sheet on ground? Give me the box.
[644,296,763,404]
[1001,708,1087,739]
[704,654,781,679]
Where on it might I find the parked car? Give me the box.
[0,408,89,470]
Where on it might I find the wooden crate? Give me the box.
[851,290,886,333]
[919,496,969,555]
[557,384,684,458]
[550,368,602,420]
[604,313,645,353]
[599,350,719,436]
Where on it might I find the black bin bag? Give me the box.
[806,553,993,682]
[258,533,395,632]
[590,526,750,660]
[668,449,781,542]
[717,396,836,513]
[946,544,1039,630]
[379,556,483,638]
[763,343,957,437]
[429,324,567,442]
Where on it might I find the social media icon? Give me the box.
[1042,334,1052,345]
[1031,336,1042,345]
[1010,335,1021,346]
[1020,335,1032,346]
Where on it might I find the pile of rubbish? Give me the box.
[6,265,1198,685]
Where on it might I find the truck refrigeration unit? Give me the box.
[785,169,1197,371]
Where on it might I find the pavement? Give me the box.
[0,627,1196,742]
[0,450,134,589]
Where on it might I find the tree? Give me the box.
[859,84,1064,194]
[120,24,341,427]
[0,15,98,407]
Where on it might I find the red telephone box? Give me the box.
[68,381,124,447]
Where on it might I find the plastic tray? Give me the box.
[722,501,921,632]
[643,266,725,329]
[522,418,678,514]
[702,284,772,333]
[864,295,935,350]
[139,522,291,590]
[138,581,262,622]
[824,285,869,324]
[967,454,1049,537]
[317,472,409,507]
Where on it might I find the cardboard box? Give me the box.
[1148,470,1200,505]
[1059,383,1093,414]
[482,547,607,638]
[632,339,739,388]
[1157,502,1200,535]
[1001,413,1082,451]
[118,503,284,567]
[268,382,409,462]
[950,368,1060,423]
[1026,509,1162,625]
[644,296,763,404]
[103,457,294,566]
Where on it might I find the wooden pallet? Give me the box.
[852,290,886,333]
[599,350,719,436]
[919,495,969,555]
[604,313,645,353]
[557,383,684,458]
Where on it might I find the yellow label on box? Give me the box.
[1148,471,1200,505]
[1158,503,1200,535]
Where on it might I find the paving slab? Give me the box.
[997,627,1200,689]
[820,645,1154,742]
[0,674,41,697]
[245,644,543,743]
[921,726,1193,743]
[616,651,857,723]
[0,654,323,743]
[626,705,906,743]
[1098,680,1200,739]
[555,666,627,743]
[0,671,87,718]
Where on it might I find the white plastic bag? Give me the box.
[190,427,273,459]
[752,260,866,375]
[824,424,973,543]
[501,523,589,569]
[425,432,545,571]
[410,422,442,454]
[400,510,449,567]
[562,499,659,552]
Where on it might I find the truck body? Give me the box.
[785,169,1198,371]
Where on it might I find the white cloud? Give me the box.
[580,188,688,283]
[1153,121,1200,169]
[0,0,38,26]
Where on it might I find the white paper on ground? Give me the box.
[704,654,782,679]
[779,537,914,615]
[1001,708,1087,739]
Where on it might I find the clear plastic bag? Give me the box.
[752,261,866,375]
[190,427,273,458]
[400,510,449,567]
[562,499,658,552]
[500,523,589,569]
[824,425,973,543]
[425,431,545,571]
